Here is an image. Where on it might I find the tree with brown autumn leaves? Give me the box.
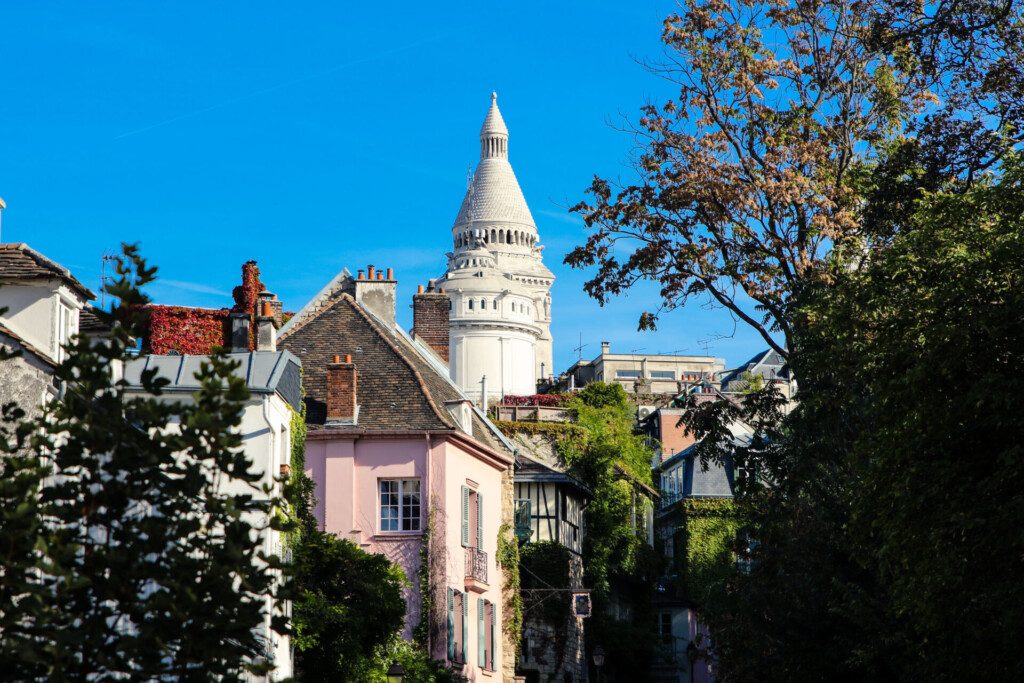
[566,0,1024,365]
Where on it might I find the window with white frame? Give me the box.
[379,479,421,532]
[56,302,73,362]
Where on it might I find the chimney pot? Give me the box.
[386,267,394,280]
[333,354,341,364]
[357,270,365,280]
[261,301,273,317]
[344,353,352,363]
[417,284,424,294]
[376,271,383,280]
[367,265,376,280]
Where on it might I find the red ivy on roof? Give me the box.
[142,260,275,356]
[144,305,229,355]
[501,393,571,407]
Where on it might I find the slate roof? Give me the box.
[122,351,303,411]
[0,243,95,299]
[278,290,512,459]
[719,348,791,390]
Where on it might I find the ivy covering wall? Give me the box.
[678,498,741,607]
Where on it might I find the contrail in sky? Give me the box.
[113,35,445,140]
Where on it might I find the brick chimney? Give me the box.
[349,264,397,326]
[256,301,278,352]
[326,354,358,424]
[412,281,450,361]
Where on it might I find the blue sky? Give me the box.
[0,1,767,371]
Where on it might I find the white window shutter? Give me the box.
[461,486,470,547]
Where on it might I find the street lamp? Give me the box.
[592,645,606,682]
[386,661,404,683]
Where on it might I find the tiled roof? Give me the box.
[278,290,512,458]
[79,306,112,333]
[0,243,94,299]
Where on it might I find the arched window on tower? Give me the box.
[493,300,498,310]
[480,299,486,309]
[506,230,512,244]
[490,229,496,243]
[468,299,474,310]
[499,231,504,243]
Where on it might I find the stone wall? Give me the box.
[518,553,586,682]
[500,465,518,682]
[0,334,56,426]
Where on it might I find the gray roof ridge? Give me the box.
[278,267,353,338]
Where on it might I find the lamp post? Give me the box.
[386,661,404,683]
[592,645,606,682]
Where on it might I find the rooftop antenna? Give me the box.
[699,338,712,356]
[573,332,587,361]
[100,251,119,310]
[0,196,6,242]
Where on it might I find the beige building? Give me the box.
[562,341,726,396]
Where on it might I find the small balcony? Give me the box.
[464,546,488,593]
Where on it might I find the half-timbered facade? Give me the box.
[514,457,587,555]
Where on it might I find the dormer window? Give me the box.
[445,400,474,436]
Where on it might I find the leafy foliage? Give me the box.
[677,499,741,609]
[290,524,408,681]
[553,383,658,678]
[520,542,572,627]
[0,245,287,679]
[566,0,1024,359]
[496,522,523,663]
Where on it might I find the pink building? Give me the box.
[279,266,515,681]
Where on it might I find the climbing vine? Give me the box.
[413,510,434,648]
[493,420,585,442]
[143,305,229,355]
[496,522,523,662]
[680,498,741,607]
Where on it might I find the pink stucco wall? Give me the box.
[306,433,507,681]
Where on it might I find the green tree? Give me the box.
[0,245,288,680]
[290,520,407,680]
[559,383,658,680]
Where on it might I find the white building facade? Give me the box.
[438,93,555,401]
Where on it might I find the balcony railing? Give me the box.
[465,547,488,586]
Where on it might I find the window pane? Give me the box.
[651,370,676,380]
[402,479,421,531]
[381,480,399,531]
[615,369,641,378]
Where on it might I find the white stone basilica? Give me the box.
[437,93,554,400]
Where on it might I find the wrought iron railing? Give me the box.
[465,546,488,584]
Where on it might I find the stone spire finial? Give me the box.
[480,91,509,160]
